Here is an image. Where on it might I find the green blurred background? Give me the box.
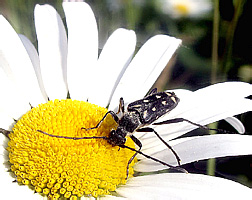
[0,0,251,188]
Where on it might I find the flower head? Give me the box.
[157,0,212,19]
[1,2,252,199]
[8,99,137,198]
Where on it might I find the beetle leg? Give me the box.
[82,111,119,131]
[116,97,125,114]
[153,118,209,129]
[125,135,142,179]
[147,88,158,96]
[153,118,233,134]
[120,144,188,176]
[137,127,181,166]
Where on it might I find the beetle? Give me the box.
[38,88,192,178]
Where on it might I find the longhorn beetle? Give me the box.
[38,88,213,178]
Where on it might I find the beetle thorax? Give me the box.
[118,112,141,134]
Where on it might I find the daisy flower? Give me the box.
[0,2,252,200]
[157,0,213,19]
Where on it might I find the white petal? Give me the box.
[19,34,48,102]
[63,2,98,101]
[195,81,252,97]
[89,28,136,107]
[140,82,252,148]
[0,132,8,153]
[0,137,8,176]
[170,82,252,124]
[80,196,95,200]
[0,111,15,131]
[109,35,181,110]
[135,134,252,172]
[165,82,252,134]
[116,173,252,200]
[100,195,126,200]
[34,4,68,100]
[0,16,46,107]
[225,117,245,134]
[0,68,31,119]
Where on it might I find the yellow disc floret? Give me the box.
[7,99,137,199]
[174,3,190,16]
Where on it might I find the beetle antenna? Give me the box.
[37,130,108,140]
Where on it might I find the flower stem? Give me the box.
[222,0,245,73]
[208,0,220,176]
[207,123,218,176]
[211,0,219,84]
[207,158,216,176]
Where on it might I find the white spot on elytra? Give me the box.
[171,97,177,103]
[143,110,148,118]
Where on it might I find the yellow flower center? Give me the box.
[7,99,137,199]
[174,3,190,16]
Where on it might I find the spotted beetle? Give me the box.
[38,88,192,178]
